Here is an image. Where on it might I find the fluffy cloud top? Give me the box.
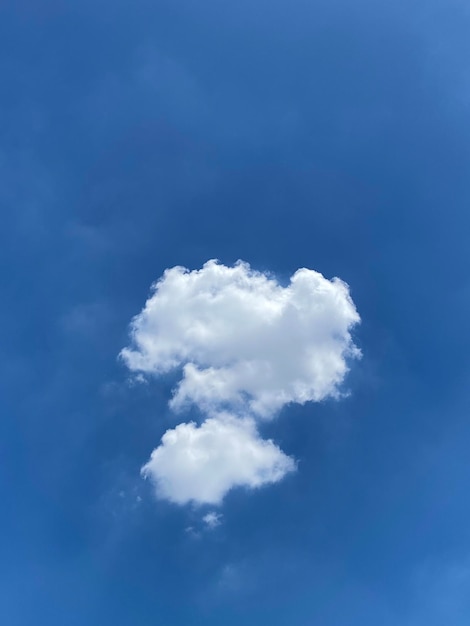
[141,414,295,505]
[122,260,360,506]
[122,260,360,418]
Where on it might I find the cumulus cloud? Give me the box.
[122,259,360,417]
[122,260,360,506]
[141,414,295,505]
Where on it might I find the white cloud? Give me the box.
[141,414,295,505]
[203,511,223,529]
[122,260,360,506]
[121,259,360,418]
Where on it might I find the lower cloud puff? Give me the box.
[141,414,295,506]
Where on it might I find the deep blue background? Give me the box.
[1,1,470,624]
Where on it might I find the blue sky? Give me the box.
[1,0,470,624]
